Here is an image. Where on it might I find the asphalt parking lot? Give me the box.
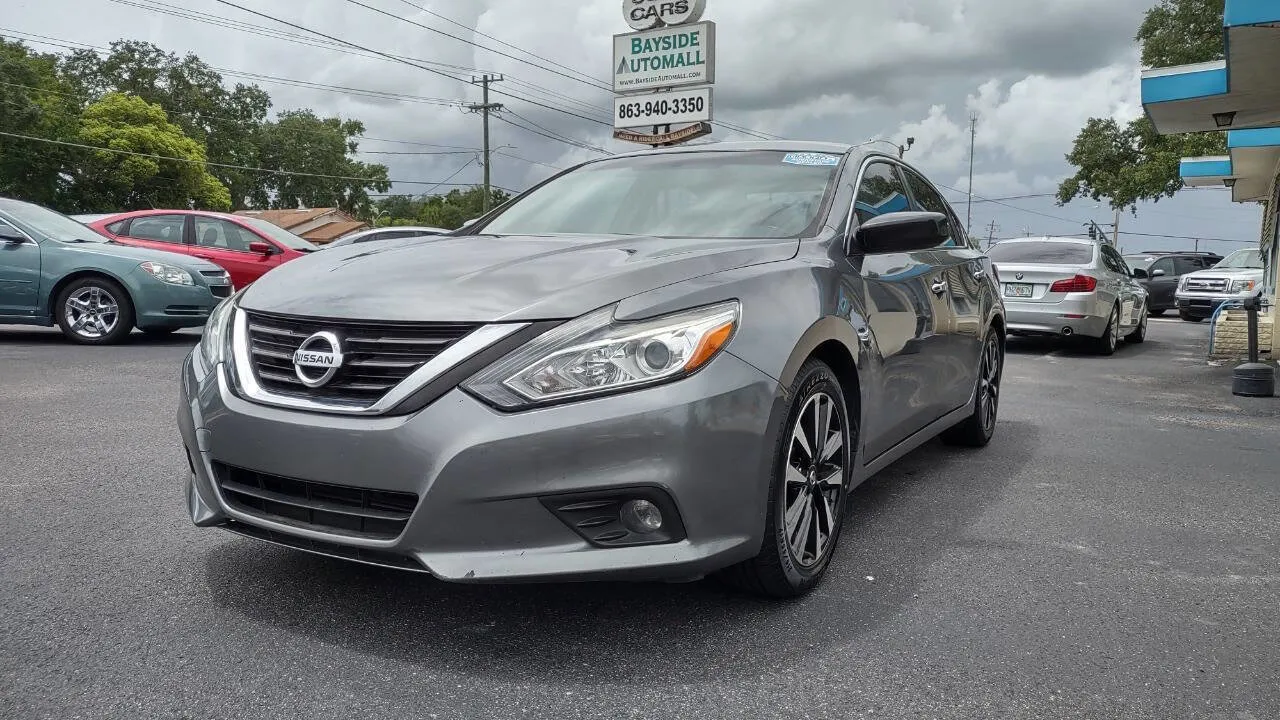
[2,319,1278,720]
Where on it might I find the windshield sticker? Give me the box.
[782,152,841,167]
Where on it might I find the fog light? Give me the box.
[620,499,663,534]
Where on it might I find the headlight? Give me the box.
[463,300,741,409]
[199,295,236,367]
[140,261,193,285]
[1231,279,1257,293]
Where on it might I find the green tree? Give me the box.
[61,41,270,208]
[418,187,511,229]
[252,110,390,217]
[67,92,230,211]
[1057,0,1227,210]
[0,38,83,205]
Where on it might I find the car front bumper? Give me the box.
[1002,298,1110,338]
[132,273,231,329]
[178,347,784,583]
[1175,293,1249,318]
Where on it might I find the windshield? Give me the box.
[1213,249,1263,269]
[0,199,112,243]
[1123,255,1157,269]
[238,216,318,251]
[988,241,1094,265]
[478,150,842,239]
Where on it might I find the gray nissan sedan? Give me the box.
[179,141,1006,597]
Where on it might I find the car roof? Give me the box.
[606,139,858,161]
[352,226,449,235]
[994,236,1097,246]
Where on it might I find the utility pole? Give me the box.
[1112,206,1120,248]
[986,219,998,250]
[468,74,504,213]
[966,112,978,235]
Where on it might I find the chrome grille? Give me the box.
[243,310,480,407]
[1186,277,1228,292]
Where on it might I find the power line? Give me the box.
[358,0,785,141]
[0,130,481,187]
[500,110,612,155]
[212,0,617,130]
[344,0,613,94]
[387,0,604,88]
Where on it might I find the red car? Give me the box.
[89,210,317,288]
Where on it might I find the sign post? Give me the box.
[613,0,715,147]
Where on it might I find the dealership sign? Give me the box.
[612,0,715,146]
[615,87,712,128]
[613,22,715,93]
[623,0,706,31]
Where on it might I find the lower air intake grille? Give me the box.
[223,520,426,572]
[214,462,418,540]
[243,310,480,407]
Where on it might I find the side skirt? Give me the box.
[852,399,974,486]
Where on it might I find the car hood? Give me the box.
[238,233,800,322]
[65,241,224,274]
[1184,267,1264,279]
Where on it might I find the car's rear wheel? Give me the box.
[1126,309,1148,344]
[721,359,852,598]
[55,277,135,345]
[942,328,1003,448]
[1150,308,1166,317]
[1095,305,1120,355]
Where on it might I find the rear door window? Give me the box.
[988,242,1094,265]
[126,215,187,244]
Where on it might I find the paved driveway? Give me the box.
[2,320,1277,719]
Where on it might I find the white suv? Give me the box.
[1175,248,1265,322]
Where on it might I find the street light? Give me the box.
[898,137,914,159]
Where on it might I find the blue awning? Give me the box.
[1142,0,1280,134]
[1179,128,1280,203]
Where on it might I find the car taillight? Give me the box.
[1049,275,1097,293]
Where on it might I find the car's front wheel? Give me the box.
[55,277,135,345]
[722,359,852,598]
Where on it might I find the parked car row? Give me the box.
[1,198,233,344]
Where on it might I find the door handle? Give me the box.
[972,270,985,281]
[931,278,948,295]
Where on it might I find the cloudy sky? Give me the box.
[7,0,1265,253]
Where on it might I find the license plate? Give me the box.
[1004,283,1033,298]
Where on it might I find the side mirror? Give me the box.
[1132,268,1149,279]
[248,241,274,255]
[1150,269,1166,278]
[852,212,949,255]
[0,226,26,243]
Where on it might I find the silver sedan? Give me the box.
[988,237,1148,355]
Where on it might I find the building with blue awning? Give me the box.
[1140,0,1279,357]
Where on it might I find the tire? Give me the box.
[1149,308,1166,317]
[1179,311,1202,323]
[55,276,135,345]
[720,359,853,598]
[1094,305,1120,356]
[1125,309,1147,344]
[942,328,1004,448]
